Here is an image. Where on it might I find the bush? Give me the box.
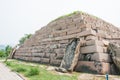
[13,66,26,72]
[25,67,39,76]
[0,45,12,57]
[5,62,12,66]
[0,50,5,57]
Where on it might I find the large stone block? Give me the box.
[60,32,67,36]
[75,61,110,74]
[103,47,108,53]
[41,58,50,64]
[81,45,103,54]
[32,53,45,57]
[77,29,96,37]
[91,53,112,62]
[102,40,109,46]
[50,59,61,66]
[67,28,81,35]
[56,53,64,59]
[32,57,40,62]
[85,40,104,46]
[58,40,69,44]
[50,53,56,60]
[86,35,98,41]
[54,48,65,54]
[114,49,120,57]
[44,53,50,58]
[27,57,32,61]
[24,53,31,56]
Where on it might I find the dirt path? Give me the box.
[0,62,25,80]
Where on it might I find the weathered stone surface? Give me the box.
[103,47,108,53]
[58,40,69,44]
[86,35,97,41]
[81,45,103,54]
[41,58,50,64]
[32,57,40,62]
[32,53,45,57]
[108,43,120,73]
[112,49,120,57]
[67,28,81,35]
[44,53,50,58]
[54,48,65,54]
[75,61,110,74]
[85,40,104,46]
[91,53,112,62]
[102,40,109,46]
[56,53,64,59]
[50,59,61,66]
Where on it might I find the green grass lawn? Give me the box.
[4,60,78,80]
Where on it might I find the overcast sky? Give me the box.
[0,0,120,46]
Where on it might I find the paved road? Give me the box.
[0,63,25,80]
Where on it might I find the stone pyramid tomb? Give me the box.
[13,11,120,74]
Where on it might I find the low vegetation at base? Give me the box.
[25,67,39,77]
[5,60,78,80]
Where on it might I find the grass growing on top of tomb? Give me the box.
[50,11,99,23]
[52,11,82,21]
[4,60,78,80]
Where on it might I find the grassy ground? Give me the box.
[4,60,78,80]
[3,59,120,80]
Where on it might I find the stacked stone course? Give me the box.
[14,12,120,74]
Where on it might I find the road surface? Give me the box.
[0,62,25,80]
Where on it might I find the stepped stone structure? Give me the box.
[14,11,120,74]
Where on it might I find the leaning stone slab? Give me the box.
[60,39,78,71]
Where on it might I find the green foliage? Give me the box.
[5,45,12,57]
[25,67,39,76]
[0,50,5,57]
[5,61,12,66]
[0,45,12,57]
[13,66,26,72]
[19,34,32,45]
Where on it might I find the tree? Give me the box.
[0,45,12,57]
[0,49,5,57]
[5,45,12,57]
[19,34,32,45]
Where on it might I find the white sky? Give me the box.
[0,0,120,46]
